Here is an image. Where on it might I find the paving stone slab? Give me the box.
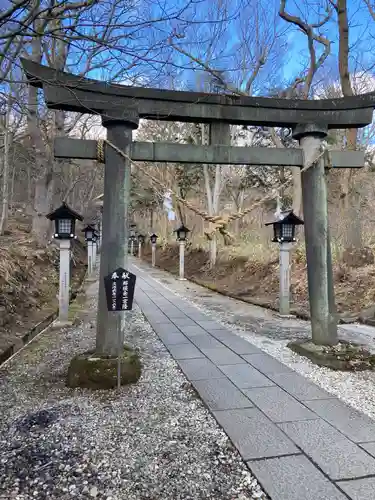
[359,441,375,458]
[148,322,181,335]
[279,419,375,480]
[171,318,199,327]
[338,477,375,500]
[200,347,244,365]
[267,372,335,400]
[156,330,190,346]
[191,378,253,410]
[249,455,347,500]
[242,353,295,375]
[167,343,205,360]
[243,386,316,423]
[189,335,223,349]
[177,358,226,381]
[162,311,188,319]
[219,364,275,389]
[304,398,375,443]
[208,330,263,354]
[178,325,208,336]
[213,408,298,460]
[145,315,170,324]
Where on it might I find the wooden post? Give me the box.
[87,240,93,276]
[92,239,97,268]
[293,124,337,345]
[56,239,71,326]
[151,243,156,267]
[279,242,292,316]
[96,109,139,356]
[179,240,186,280]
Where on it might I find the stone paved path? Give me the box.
[132,260,375,500]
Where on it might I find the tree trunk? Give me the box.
[337,0,361,248]
[0,97,11,235]
[292,166,303,216]
[202,123,218,267]
[28,20,54,242]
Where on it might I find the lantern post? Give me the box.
[150,233,158,267]
[92,230,98,268]
[137,234,145,258]
[129,224,136,256]
[265,210,304,316]
[83,224,96,277]
[46,202,83,326]
[174,224,190,281]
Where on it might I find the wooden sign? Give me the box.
[104,268,136,312]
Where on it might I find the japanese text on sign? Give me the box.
[104,268,136,312]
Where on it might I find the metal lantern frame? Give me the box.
[46,202,83,240]
[265,210,304,243]
[150,233,158,245]
[174,224,190,242]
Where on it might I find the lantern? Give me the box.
[265,210,304,243]
[82,224,96,242]
[150,233,158,245]
[130,223,137,239]
[138,234,145,245]
[46,202,83,239]
[174,224,190,242]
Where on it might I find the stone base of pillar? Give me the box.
[178,278,187,281]
[66,348,141,389]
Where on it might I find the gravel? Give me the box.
[143,268,375,422]
[0,280,267,500]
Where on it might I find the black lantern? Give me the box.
[82,224,96,242]
[138,234,145,245]
[130,223,137,239]
[46,202,83,239]
[150,233,158,245]
[174,224,190,242]
[265,210,304,243]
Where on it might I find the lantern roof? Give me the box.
[82,223,96,232]
[150,232,158,238]
[46,201,83,221]
[265,210,304,226]
[174,224,190,233]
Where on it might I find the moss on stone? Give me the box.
[288,339,375,371]
[66,347,141,389]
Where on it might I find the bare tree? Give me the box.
[0,94,11,235]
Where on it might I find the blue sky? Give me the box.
[12,0,374,97]
[280,0,375,86]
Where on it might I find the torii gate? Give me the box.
[22,58,373,364]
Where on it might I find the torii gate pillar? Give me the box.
[96,109,139,356]
[293,124,337,345]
